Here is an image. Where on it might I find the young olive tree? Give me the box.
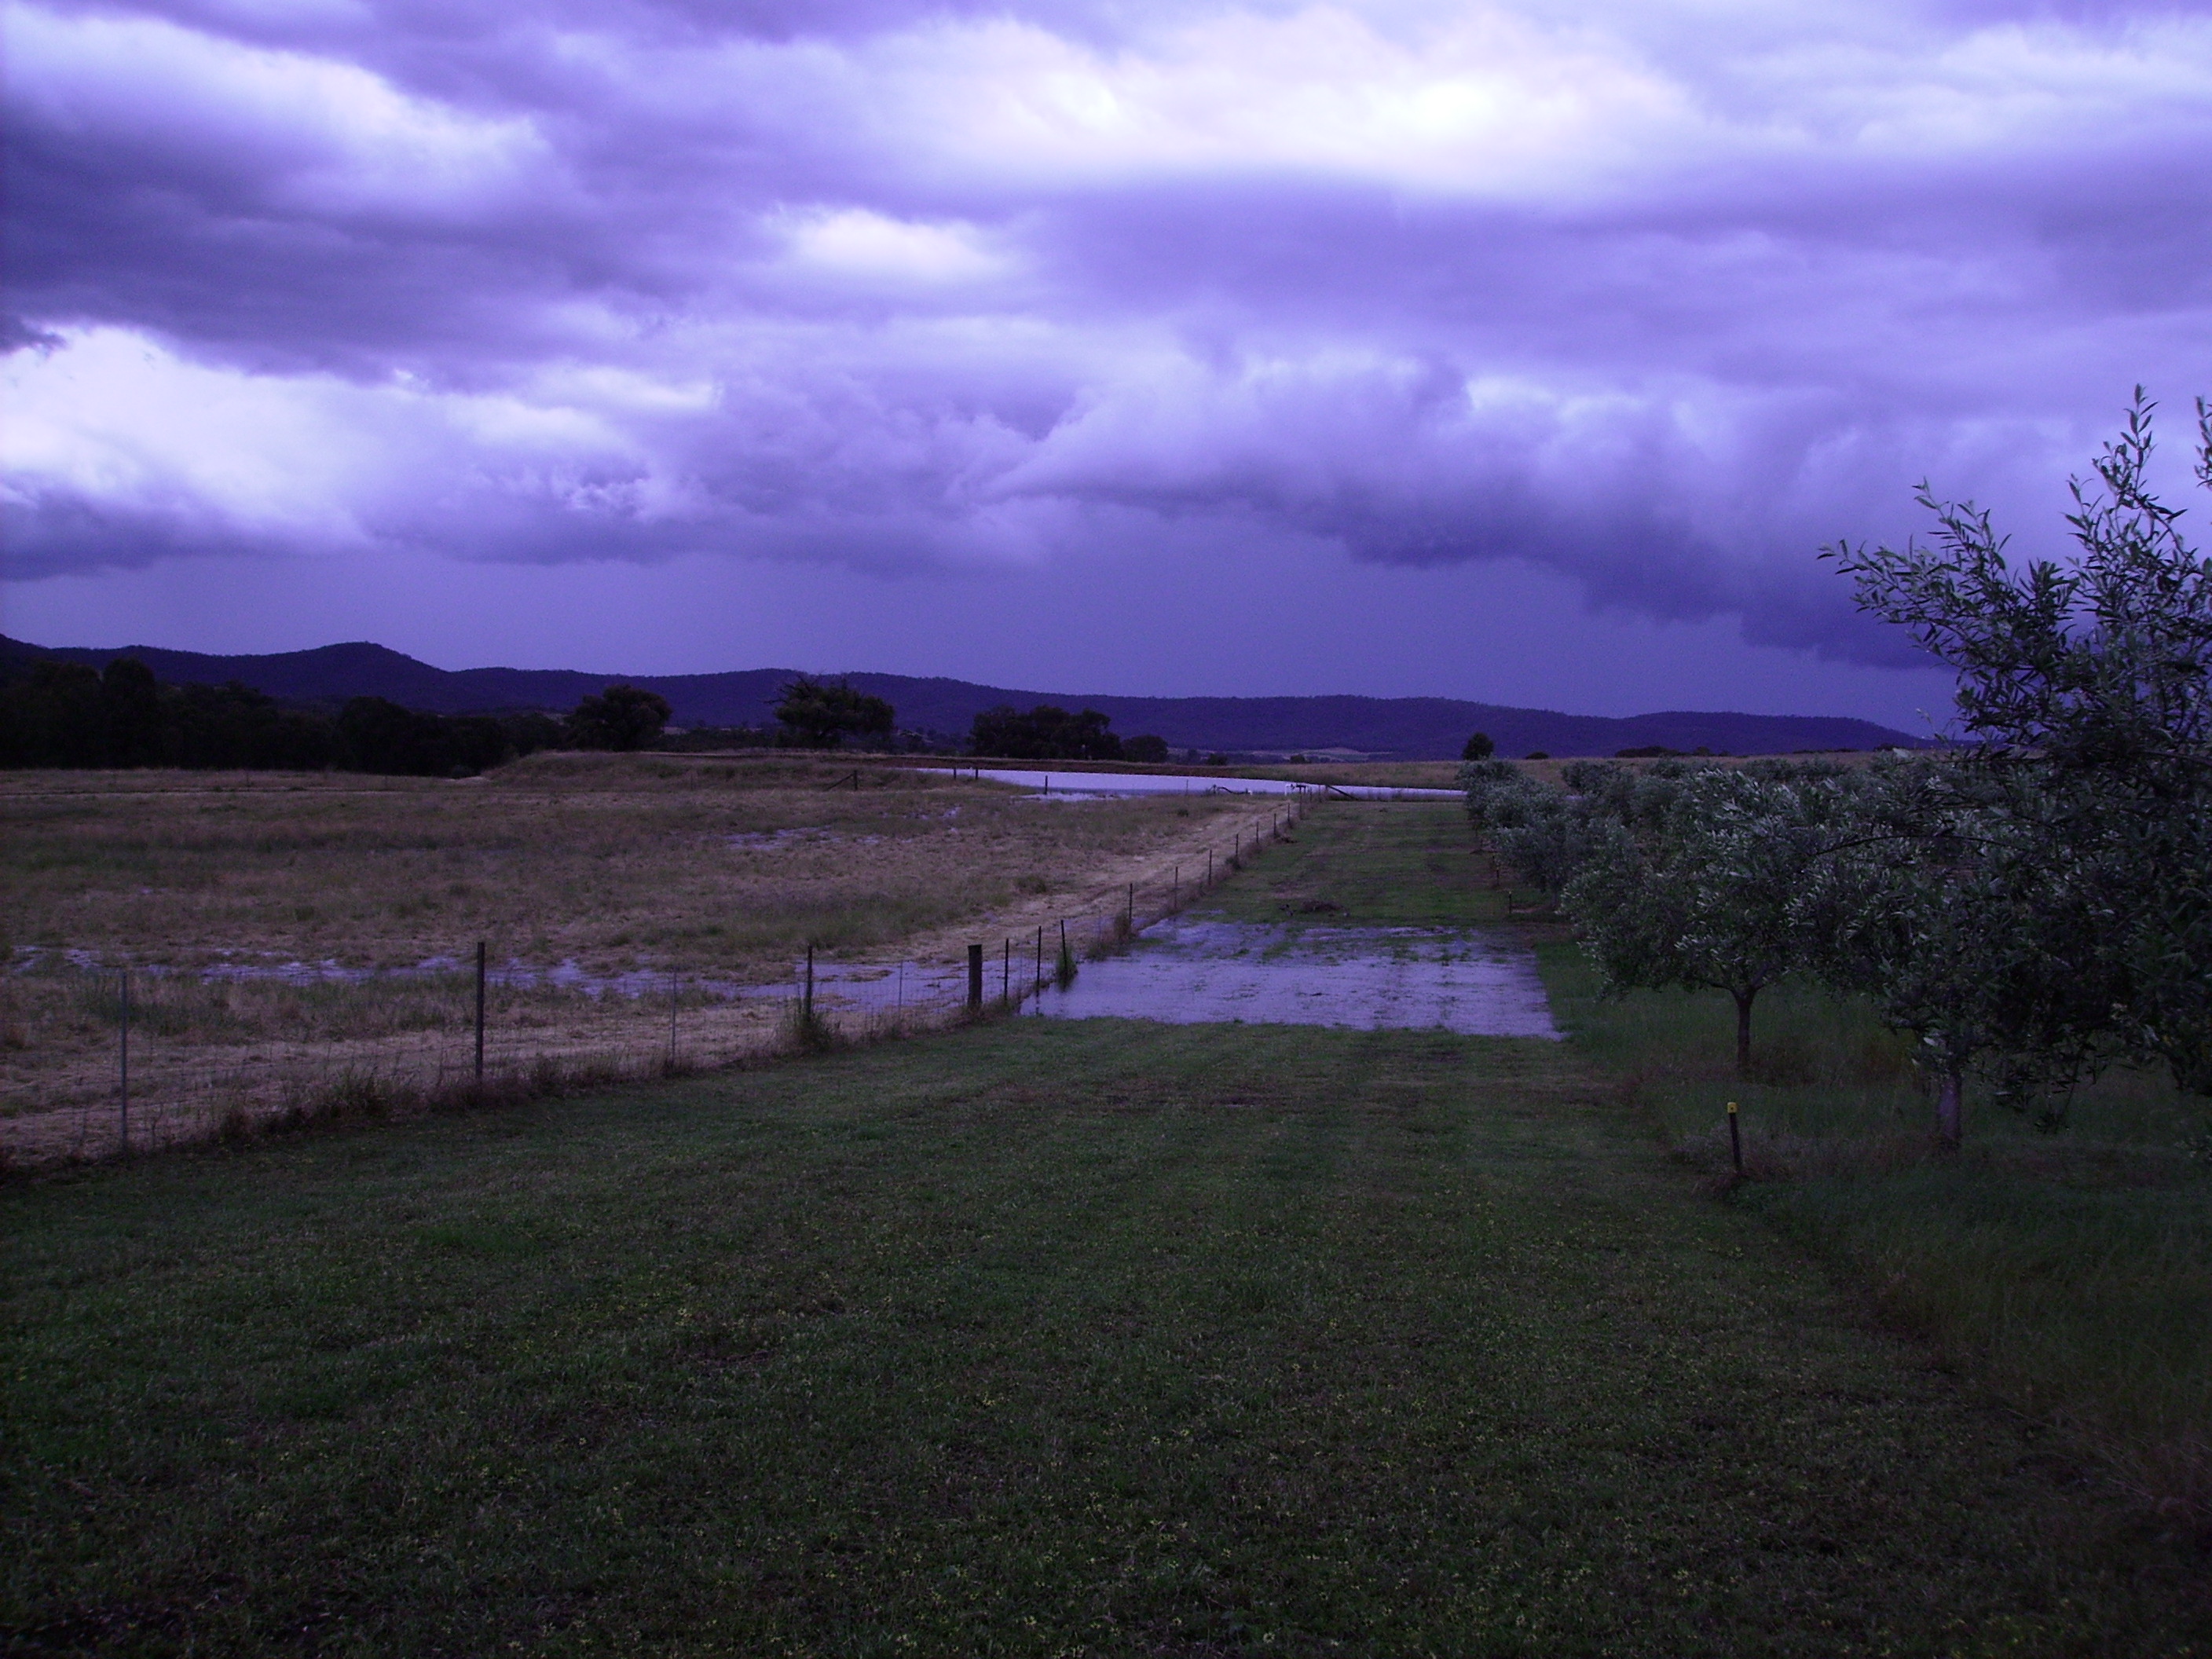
[1564,764,1858,1075]
[1461,761,1606,895]
[1796,758,2118,1142]
[1826,391,2212,1097]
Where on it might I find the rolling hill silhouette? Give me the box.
[0,636,1932,759]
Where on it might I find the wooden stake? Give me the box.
[118,970,130,1155]
[475,939,487,1081]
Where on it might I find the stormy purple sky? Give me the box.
[5,1,2209,726]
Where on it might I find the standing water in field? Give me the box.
[1033,918,1562,1038]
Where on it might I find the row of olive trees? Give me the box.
[1469,393,2212,1144]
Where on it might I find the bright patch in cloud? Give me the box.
[778,209,1010,283]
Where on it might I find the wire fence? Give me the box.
[2,797,1307,1170]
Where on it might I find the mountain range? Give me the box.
[0,636,1934,759]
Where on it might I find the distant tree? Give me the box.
[568,684,673,751]
[970,704,1123,761]
[160,681,331,770]
[0,661,103,767]
[498,711,568,757]
[773,677,895,750]
[100,657,165,766]
[445,715,515,775]
[1123,734,1170,764]
[1462,731,1495,761]
[338,697,455,775]
[1525,750,1550,760]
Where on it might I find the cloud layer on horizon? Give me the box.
[5,0,2210,683]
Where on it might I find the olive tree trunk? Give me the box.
[1935,1064,1965,1147]
[1731,987,1758,1076]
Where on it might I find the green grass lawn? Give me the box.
[1537,891,2212,1522]
[1210,800,1529,928]
[5,802,2209,1654]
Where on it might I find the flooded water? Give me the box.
[925,767,1462,801]
[1032,918,1562,1038]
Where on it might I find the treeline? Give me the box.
[1477,394,2212,1144]
[969,703,1169,763]
[0,659,676,775]
[5,657,1181,774]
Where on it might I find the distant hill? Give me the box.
[0,636,1933,759]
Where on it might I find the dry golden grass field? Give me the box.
[2,753,1294,1163]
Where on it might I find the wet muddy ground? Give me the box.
[1033,917,1560,1037]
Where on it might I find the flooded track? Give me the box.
[1032,917,1560,1037]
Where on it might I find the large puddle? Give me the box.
[1032,918,1562,1038]
[922,767,1462,800]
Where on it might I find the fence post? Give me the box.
[805,943,815,1015]
[1035,926,1044,999]
[475,939,487,1082]
[1126,882,1135,932]
[118,969,130,1155]
[1002,937,1010,1005]
[668,967,679,1065]
[967,943,983,1009]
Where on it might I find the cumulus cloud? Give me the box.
[3,0,2210,672]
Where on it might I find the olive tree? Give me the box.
[1460,761,1604,894]
[1791,758,2119,1143]
[1564,764,1859,1075]
[1826,391,2212,1096]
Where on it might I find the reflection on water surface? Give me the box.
[1034,918,1561,1038]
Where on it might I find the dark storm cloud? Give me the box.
[5,0,2210,666]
